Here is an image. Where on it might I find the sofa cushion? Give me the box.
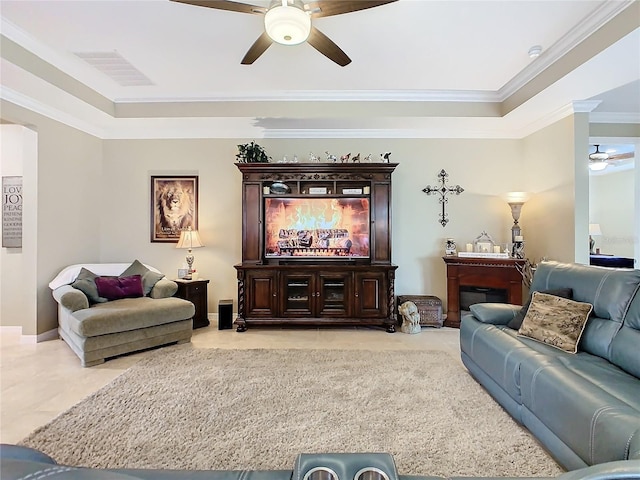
[95,275,144,301]
[518,292,592,353]
[68,297,195,337]
[121,260,165,296]
[519,355,640,464]
[72,268,108,304]
[507,288,573,330]
[610,289,640,378]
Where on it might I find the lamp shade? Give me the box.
[176,228,204,249]
[504,191,531,204]
[264,2,311,45]
[589,224,602,236]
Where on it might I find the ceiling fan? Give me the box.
[170,0,398,66]
[588,145,634,171]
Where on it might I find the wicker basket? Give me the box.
[397,295,443,328]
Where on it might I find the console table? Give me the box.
[442,256,524,328]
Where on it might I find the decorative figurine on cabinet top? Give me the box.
[309,152,320,163]
[352,153,360,163]
[445,238,457,256]
[364,153,373,163]
[325,151,337,163]
[381,152,392,163]
[340,153,351,163]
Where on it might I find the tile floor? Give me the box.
[0,323,461,444]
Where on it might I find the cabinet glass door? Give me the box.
[282,274,313,316]
[318,273,350,317]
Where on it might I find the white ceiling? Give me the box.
[1,0,639,139]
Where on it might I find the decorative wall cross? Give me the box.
[422,169,465,227]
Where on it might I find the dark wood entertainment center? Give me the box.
[235,162,398,332]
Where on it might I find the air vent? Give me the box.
[74,51,154,87]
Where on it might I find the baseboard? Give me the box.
[0,326,58,343]
[206,312,237,329]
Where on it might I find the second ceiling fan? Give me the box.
[171,0,397,66]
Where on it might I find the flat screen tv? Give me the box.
[264,197,370,259]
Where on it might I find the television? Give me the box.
[264,197,370,259]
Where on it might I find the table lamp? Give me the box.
[505,192,530,244]
[589,223,602,254]
[176,227,204,279]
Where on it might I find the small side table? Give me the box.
[174,279,210,329]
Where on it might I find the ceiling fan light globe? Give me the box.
[264,5,311,45]
[589,160,608,171]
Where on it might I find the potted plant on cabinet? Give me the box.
[236,141,270,163]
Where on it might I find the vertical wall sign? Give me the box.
[2,176,23,248]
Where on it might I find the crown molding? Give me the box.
[590,112,640,124]
[113,89,501,104]
[0,86,105,138]
[572,100,603,113]
[498,0,636,101]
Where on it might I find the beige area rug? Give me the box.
[20,347,563,477]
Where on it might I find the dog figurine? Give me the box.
[381,152,392,163]
[352,153,360,163]
[340,153,351,163]
[325,151,337,163]
[399,301,421,334]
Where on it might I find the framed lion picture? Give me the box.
[150,175,198,243]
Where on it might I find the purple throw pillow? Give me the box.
[95,275,144,301]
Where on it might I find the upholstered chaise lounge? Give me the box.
[49,261,195,367]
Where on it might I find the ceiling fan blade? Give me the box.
[609,152,634,161]
[170,0,266,15]
[307,27,351,66]
[306,0,397,18]
[241,32,274,64]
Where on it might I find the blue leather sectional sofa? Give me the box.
[461,261,640,470]
[2,446,640,480]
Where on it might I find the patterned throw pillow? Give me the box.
[507,287,573,330]
[518,292,593,353]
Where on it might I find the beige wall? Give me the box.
[101,138,522,312]
[2,100,595,334]
[521,115,587,264]
[1,101,103,336]
[0,125,35,330]
[590,169,635,258]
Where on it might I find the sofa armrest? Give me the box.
[150,278,178,299]
[52,285,89,312]
[468,303,521,325]
[555,460,640,480]
[0,444,56,465]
